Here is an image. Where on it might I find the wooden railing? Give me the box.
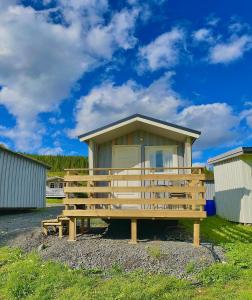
[62,167,207,245]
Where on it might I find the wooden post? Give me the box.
[80,218,85,234]
[193,220,200,247]
[86,218,91,231]
[58,224,63,239]
[129,218,137,244]
[68,217,76,241]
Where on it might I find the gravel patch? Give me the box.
[0,208,225,279]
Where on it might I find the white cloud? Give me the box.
[139,28,185,71]
[209,35,252,64]
[240,108,252,128]
[49,117,65,125]
[192,150,203,160]
[0,1,139,151]
[70,72,182,136]
[176,103,240,149]
[192,28,213,43]
[38,146,63,155]
[71,73,240,151]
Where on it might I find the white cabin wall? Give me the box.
[96,130,186,169]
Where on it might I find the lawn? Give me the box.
[0,216,252,300]
[46,198,63,204]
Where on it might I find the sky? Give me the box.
[0,0,252,165]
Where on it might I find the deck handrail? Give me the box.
[64,167,205,171]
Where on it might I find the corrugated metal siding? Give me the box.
[205,180,215,200]
[213,157,252,223]
[0,149,46,208]
[97,130,185,168]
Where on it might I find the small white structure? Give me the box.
[0,145,49,209]
[46,176,65,198]
[208,147,252,223]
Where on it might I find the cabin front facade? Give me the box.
[46,176,65,198]
[57,115,206,245]
[81,114,198,172]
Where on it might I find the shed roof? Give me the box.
[78,114,201,143]
[208,147,252,165]
[0,145,51,169]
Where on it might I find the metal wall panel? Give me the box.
[0,148,46,208]
[213,157,252,223]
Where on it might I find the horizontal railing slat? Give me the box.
[64,186,206,193]
[63,209,206,219]
[64,174,206,182]
[63,198,206,205]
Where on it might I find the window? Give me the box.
[145,146,177,173]
[59,182,63,189]
[49,182,55,188]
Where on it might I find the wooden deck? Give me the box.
[58,167,207,246]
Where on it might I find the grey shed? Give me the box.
[0,145,50,209]
[208,147,252,223]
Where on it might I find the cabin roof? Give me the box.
[208,146,252,165]
[78,114,201,144]
[0,145,51,169]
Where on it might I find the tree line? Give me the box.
[24,154,88,171]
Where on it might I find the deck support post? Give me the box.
[129,218,137,244]
[80,218,85,234]
[58,224,63,239]
[68,217,76,241]
[193,220,200,247]
[86,218,91,231]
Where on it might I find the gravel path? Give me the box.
[0,208,225,279]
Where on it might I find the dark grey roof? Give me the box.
[0,145,51,169]
[208,146,252,164]
[78,113,201,140]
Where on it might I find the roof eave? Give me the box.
[78,114,201,142]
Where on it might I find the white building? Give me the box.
[208,147,252,223]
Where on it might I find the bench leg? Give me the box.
[129,218,137,244]
[43,226,48,236]
[68,217,76,242]
[193,220,200,247]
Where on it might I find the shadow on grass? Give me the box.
[180,216,252,244]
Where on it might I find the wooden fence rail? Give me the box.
[62,167,207,246]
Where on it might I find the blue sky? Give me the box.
[0,0,252,164]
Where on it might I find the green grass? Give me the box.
[1,216,252,299]
[46,198,63,204]
[47,171,65,178]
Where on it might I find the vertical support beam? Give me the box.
[129,218,137,244]
[68,217,76,241]
[184,137,192,173]
[86,218,91,231]
[58,224,63,239]
[193,220,200,247]
[88,140,95,175]
[65,170,70,210]
[80,218,85,234]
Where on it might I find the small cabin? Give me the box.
[208,147,252,223]
[0,145,49,209]
[59,114,207,246]
[46,176,65,198]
